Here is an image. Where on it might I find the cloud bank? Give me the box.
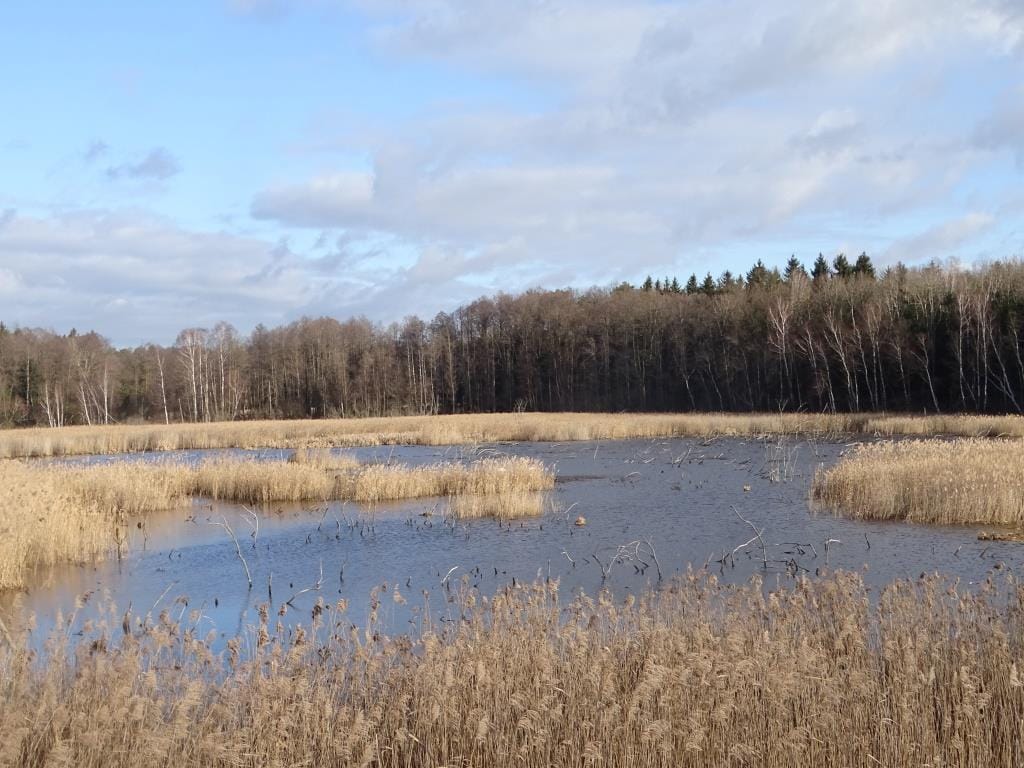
[1,0,1022,344]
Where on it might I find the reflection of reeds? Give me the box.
[4,412,1023,459]
[4,571,1024,766]
[0,456,553,590]
[813,438,1024,525]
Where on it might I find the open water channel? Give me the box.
[3,437,1019,645]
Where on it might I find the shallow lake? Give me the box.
[4,437,1020,645]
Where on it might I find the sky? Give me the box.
[1,0,1023,346]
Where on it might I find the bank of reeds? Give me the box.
[0,462,111,591]
[813,438,1024,525]
[287,447,362,470]
[2,570,1024,767]
[56,455,553,509]
[4,412,1023,460]
[0,456,553,590]
[448,490,548,519]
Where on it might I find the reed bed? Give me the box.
[813,438,1024,525]
[3,570,1024,767]
[0,462,110,591]
[0,456,553,590]
[339,458,554,505]
[3,411,1022,460]
[55,455,553,509]
[447,490,548,519]
[287,447,362,470]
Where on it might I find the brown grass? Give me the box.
[3,570,1024,766]
[813,438,1024,525]
[287,447,362,470]
[0,462,111,592]
[0,456,553,590]
[3,412,1023,459]
[447,491,549,519]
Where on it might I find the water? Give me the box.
[5,437,1021,645]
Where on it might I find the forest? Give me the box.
[3,254,1024,427]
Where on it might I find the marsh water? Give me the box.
[5,437,1022,643]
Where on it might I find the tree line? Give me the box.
[3,254,1024,427]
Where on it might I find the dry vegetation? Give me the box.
[2,411,1023,460]
[3,570,1024,767]
[0,455,553,590]
[813,438,1024,525]
[0,462,110,592]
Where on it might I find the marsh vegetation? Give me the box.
[814,438,1024,526]
[3,418,1024,767]
[4,571,1024,767]
[3,410,1024,460]
[0,453,552,590]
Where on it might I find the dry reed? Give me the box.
[813,438,1024,525]
[447,491,548,519]
[2,570,1024,767]
[0,462,110,591]
[0,456,553,590]
[287,447,362,470]
[3,412,1022,460]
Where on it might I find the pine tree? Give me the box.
[719,271,736,291]
[811,254,830,282]
[641,275,654,292]
[746,259,770,287]
[784,255,807,282]
[701,272,717,295]
[654,279,662,293]
[854,252,875,278]
[685,274,699,294]
[670,277,682,294]
[832,253,853,278]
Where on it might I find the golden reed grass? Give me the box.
[0,462,110,592]
[0,456,553,590]
[3,570,1024,767]
[813,438,1024,525]
[3,412,1022,459]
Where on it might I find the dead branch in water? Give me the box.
[209,516,252,589]
[731,505,767,569]
[592,540,662,582]
[285,560,324,607]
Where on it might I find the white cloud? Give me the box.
[0,268,23,294]
[884,212,997,266]
[249,0,1022,285]
[6,0,1024,342]
[0,208,523,344]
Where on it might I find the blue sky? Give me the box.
[1,0,1023,345]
